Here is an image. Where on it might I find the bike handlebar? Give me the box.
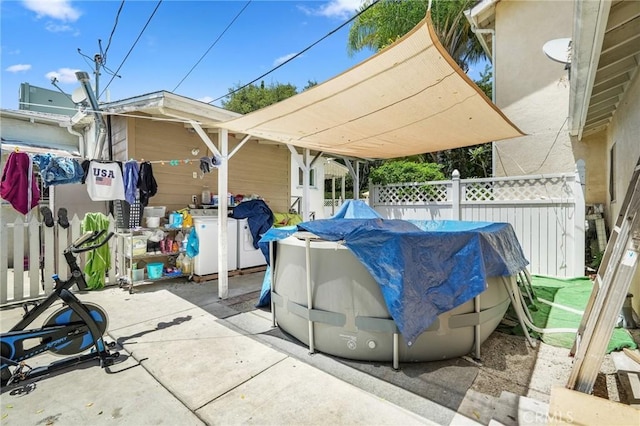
[65,230,114,254]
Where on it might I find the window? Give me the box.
[609,143,616,203]
[298,167,316,187]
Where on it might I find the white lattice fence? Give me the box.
[462,174,575,201]
[370,172,585,277]
[373,181,450,204]
[0,214,118,305]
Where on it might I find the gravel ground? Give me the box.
[469,327,638,404]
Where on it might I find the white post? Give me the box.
[218,128,229,299]
[303,149,311,221]
[355,160,360,200]
[451,169,461,220]
[341,176,346,203]
[305,237,315,354]
[270,241,276,327]
[573,165,586,276]
[331,177,336,216]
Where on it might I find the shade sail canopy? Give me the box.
[217,14,524,160]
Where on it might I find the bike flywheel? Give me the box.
[42,303,109,356]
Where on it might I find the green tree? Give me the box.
[221,81,298,114]
[348,0,494,178]
[348,0,485,72]
[369,160,444,185]
[474,63,493,101]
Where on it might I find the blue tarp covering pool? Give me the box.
[258,201,529,344]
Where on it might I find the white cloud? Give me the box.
[299,0,365,19]
[6,64,32,73]
[45,22,73,33]
[22,0,81,22]
[1,48,21,56]
[45,67,81,84]
[198,96,214,104]
[273,53,298,67]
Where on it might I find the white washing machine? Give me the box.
[237,218,267,269]
[193,216,238,276]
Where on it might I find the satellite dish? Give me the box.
[543,38,572,64]
[71,86,87,104]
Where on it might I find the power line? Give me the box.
[99,0,163,100]
[103,0,126,61]
[173,0,252,93]
[208,0,381,105]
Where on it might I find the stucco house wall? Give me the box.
[606,71,640,223]
[602,65,640,312]
[290,154,327,220]
[492,0,577,177]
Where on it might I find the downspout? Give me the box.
[471,27,496,176]
[65,125,85,159]
[107,115,114,215]
[75,71,107,159]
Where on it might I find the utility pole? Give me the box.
[94,54,102,101]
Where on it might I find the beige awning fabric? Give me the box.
[216,13,524,160]
[324,159,350,178]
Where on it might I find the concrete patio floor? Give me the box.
[0,271,629,425]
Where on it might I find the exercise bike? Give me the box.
[1,230,120,387]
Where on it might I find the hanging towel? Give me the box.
[81,212,111,290]
[0,151,40,214]
[123,160,140,205]
[86,160,126,201]
[138,161,158,207]
[32,154,83,186]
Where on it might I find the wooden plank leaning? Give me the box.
[567,157,640,393]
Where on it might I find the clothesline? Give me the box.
[1,143,80,158]
[143,159,200,166]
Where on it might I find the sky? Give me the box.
[1,0,485,112]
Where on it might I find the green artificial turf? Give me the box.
[504,274,637,353]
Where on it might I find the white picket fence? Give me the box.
[0,214,118,305]
[370,170,585,277]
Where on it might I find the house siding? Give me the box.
[112,116,290,214]
[493,0,576,176]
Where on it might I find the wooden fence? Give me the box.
[370,170,585,277]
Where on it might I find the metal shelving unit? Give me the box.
[115,227,192,294]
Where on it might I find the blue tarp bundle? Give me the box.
[257,201,529,344]
[330,199,382,219]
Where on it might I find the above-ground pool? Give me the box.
[264,217,528,366]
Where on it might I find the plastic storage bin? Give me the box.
[144,206,166,218]
[132,268,145,282]
[125,235,148,256]
[147,262,164,279]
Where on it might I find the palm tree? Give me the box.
[348,0,492,178]
[348,0,485,72]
